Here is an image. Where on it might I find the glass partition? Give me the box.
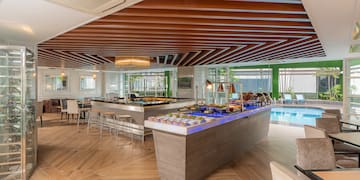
[0,46,36,179]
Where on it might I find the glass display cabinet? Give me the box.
[0,46,37,179]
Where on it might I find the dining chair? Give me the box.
[303,125,359,167]
[67,100,81,128]
[36,101,44,127]
[296,137,358,168]
[270,161,308,180]
[324,109,341,120]
[316,117,340,134]
[316,118,360,154]
[60,99,68,120]
[296,138,337,170]
[303,125,327,138]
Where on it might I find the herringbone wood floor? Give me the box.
[30,113,304,180]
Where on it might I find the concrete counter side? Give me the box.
[151,108,271,180]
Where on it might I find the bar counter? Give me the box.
[144,106,272,180]
[91,99,195,125]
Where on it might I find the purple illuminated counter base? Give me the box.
[145,106,271,180]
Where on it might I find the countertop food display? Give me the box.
[145,104,272,135]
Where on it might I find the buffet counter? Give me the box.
[144,106,271,180]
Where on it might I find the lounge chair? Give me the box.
[295,94,305,104]
[283,94,292,104]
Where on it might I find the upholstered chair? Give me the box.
[316,117,340,134]
[304,125,327,138]
[296,138,337,170]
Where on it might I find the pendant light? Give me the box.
[217,83,224,92]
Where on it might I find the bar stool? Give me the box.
[114,113,133,141]
[99,111,116,139]
[87,110,101,135]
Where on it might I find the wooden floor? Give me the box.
[30,113,304,180]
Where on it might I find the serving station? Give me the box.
[145,104,271,180]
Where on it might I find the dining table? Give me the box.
[340,120,360,131]
[328,132,360,148]
[295,165,360,180]
[328,132,360,167]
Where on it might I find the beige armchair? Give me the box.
[316,117,340,134]
[303,125,359,167]
[296,138,337,170]
[315,118,360,155]
[324,109,341,119]
[304,125,327,138]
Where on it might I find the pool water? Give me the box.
[271,107,324,126]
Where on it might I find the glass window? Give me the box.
[45,75,67,91]
[230,68,272,93]
[128,72,167,97]
[105,72,120,93]
[279,68,340,100]
[80,76,96,90]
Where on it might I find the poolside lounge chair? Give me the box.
[283,94,292,104]
[295,94,305,104]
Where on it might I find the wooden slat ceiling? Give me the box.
[38,0,326,68]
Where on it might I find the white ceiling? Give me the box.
[0,0,358,62]
[0,0,142,48]
[302,0,357,60]
[0,0,96,47]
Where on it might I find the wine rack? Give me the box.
[0,46,36,180]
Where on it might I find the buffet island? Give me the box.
[144,104,271,180]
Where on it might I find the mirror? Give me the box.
[45,75,67,91]
[80,75,96,90]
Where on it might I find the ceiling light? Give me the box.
[115,56,151,68]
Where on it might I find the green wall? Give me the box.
[165,71,171,97]
[230,60,343,99]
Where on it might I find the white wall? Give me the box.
[37,67,102,100]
